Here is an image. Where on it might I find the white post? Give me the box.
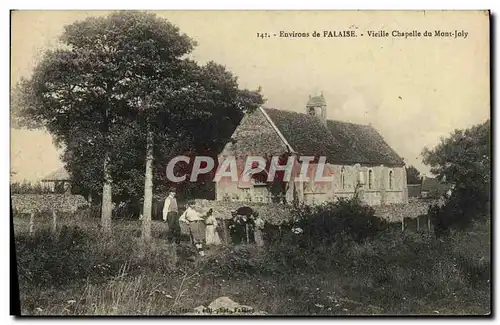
[29,212,35,236]
[52,211,57,235]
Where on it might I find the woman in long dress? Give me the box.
[179,203,206,256]
[205,209,221,246]
[253,212,265,247]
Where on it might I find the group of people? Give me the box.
[228,206,265,247]
[162,189,265,256]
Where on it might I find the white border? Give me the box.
[3,2,497,325]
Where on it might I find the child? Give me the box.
[205,208,222,246]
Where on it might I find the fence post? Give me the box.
[29,212,35,236]
[416,217,420,232]
[401,216,404,232]
[52,211,57,235]
[222,219,229,245]
[427,215,431,233]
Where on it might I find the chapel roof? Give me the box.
[262,107,405,166]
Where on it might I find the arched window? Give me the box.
[341,167,345,190]
[368,169,373,189]
[389,170,394,189]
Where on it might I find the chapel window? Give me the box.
[368,169,373,189]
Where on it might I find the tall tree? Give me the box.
[13,12,194,232]
[422,119,490,232]
[98,13,263,240]
[406,165,421,184]
[88,11,197,241]
[16,53,119,232]
[14,11,264,239]
[135,60,263,240]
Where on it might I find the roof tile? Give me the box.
[263,107,404,166]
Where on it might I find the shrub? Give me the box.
[289,196,383,245]
[422,119,490,235]
[429,187,491,237]
[14,212,490,315]
[203,245,266,278]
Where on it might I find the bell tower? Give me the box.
[305,92,327,125]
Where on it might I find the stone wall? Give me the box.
[216,108,288,202]
[191,199,293,225]
[11,194,89,214]
[328,164,407,206]
[193,198,439,225]
[373,199,442,223]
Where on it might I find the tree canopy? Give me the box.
[405,165,421,184]
[422,119,490,233]
[14,11,264,228]
[422,120,490,197]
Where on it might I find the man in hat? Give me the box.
[163,189,180,244]
[236,206,255,244]
[229,207,253,245]
[229,210,242,245]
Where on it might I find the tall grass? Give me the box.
[13,213,490,315]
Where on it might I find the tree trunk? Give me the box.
[142,122,154,241]
[51,211,57,235]
[29,212,34,237]
[101,150,113,233]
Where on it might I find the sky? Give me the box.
[10,10,490,182]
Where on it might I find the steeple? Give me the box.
[305,92,327,125]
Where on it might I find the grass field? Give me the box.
[12,212,491,315]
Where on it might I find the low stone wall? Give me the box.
[11,194,89,214]
[192,199,293,225]
[194,198,443,225]
[373,199,443,223]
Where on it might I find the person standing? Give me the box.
[205,208,221,246]
[235,206,254,244]
[246,213,256,244]
[229,210,244,245]
[163,190,180,244]
[253,212,265,247]
[179,202,206,256]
